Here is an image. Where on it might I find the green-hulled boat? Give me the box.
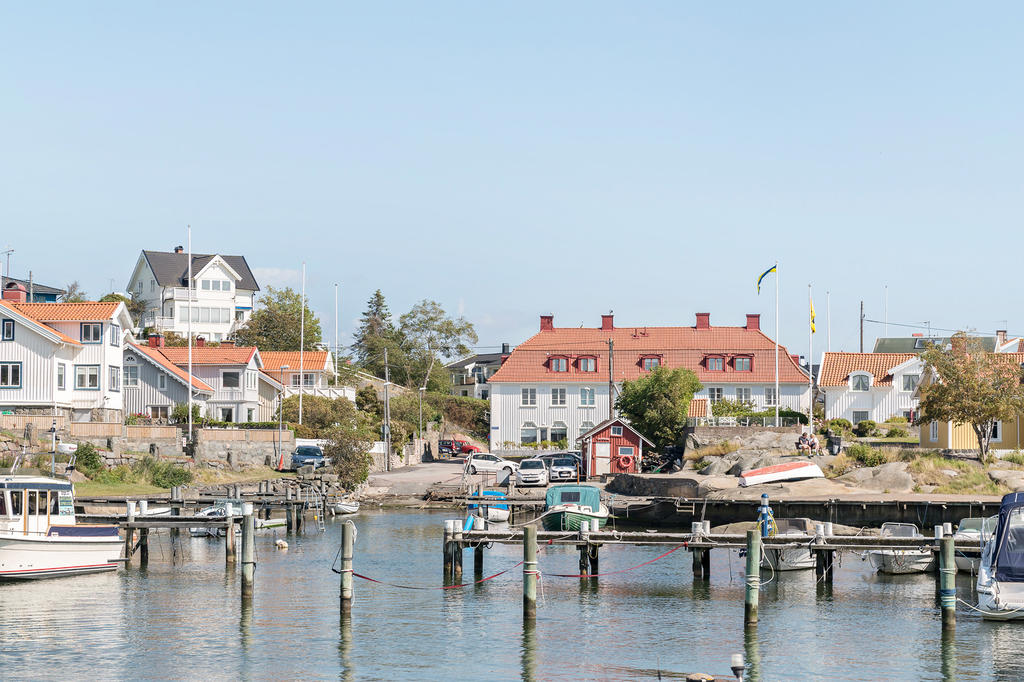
[541,485,609,531]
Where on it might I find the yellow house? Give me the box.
[922,416,1024,451]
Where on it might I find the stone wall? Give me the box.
[194,428,295,469]
[690,425,801,441]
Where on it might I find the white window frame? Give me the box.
[150,405,170,420]
[75,365,99,390]
[852,410,870,424]
[550,357,568,372]
[930,421,938,442]
[611,425,623,436]
[734,357,752,372]
[736,387,752,402]
[902,374,920,392]
[708,387,724,404]
[1,319,13,341]
[618,446,635,456]
[580,387,595,406]
[0,362,22,388]
[222,370,241,389]
[521,387,537,407]
[991,420,1002,443]
[109,324,121,346]
[109,366,120,392]
[157,373,167,390]
[764,387,777,406]
[56,363,65,390]
[851,373,871,392]
[124,365,139,387]
[551,387,566,406]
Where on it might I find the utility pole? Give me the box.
[384,347,391,472]
[859,300,865,352]
[607,339,615,420]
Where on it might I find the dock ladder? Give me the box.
[304,486,327,532]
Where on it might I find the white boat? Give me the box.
[333,501,360,515]
[976,493,1024,620]
[739,461,824,487]
[468,491,509,523]
[189,504,227,538]
[953,515,997,572]
[868,522,935,574]
[762,518,817,571]
[0,474,122,580]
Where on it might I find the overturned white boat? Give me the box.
[868,522,935,574]
[977,493,1024,620]
[740,461,824,487]
[762,518,817,571]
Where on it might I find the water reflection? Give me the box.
[520,619,537,682]
[940,627,955,681]
[339,611,354,682]
[744,626,761,682]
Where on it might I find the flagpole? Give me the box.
[808,283,813,430]
[299,262,306,425]
[187,225,193,442]
[826,290,831,352]
[775,260,779,427]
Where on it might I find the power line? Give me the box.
[864,318,1013,337]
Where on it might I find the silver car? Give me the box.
[515,459,549,487]
[465,453,517,476]
[546,456,579,482]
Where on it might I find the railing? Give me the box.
[282,386,356,401]
[141,313,176,329]
[688,416,804,427]
[211,389,245,402]
[164,288,199,301]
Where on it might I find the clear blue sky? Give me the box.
[2,3,1022,361]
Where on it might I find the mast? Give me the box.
[299,262,305,425]
[187,225,193,441]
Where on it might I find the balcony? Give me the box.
[164,288,199,302]
[140,312,176,330]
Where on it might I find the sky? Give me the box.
[2,3,1023,362]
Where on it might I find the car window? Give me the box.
[553,458,575,467]
[521,460,544,470]
[482,455,496,462]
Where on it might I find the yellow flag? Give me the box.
[810,298,816,333]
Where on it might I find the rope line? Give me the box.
[545,544,686,578]
[347,560,525,590]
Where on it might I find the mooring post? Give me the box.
[579,544,590,577]
[453,522,464,581]
[225,502,237,565]
[341,520,354,614]
[700,546,709,579]
[523,525,538,619]
[443,520,454,581]
[124,501,135,562]
[940,533,956,629]
[139,528,149,565]
[744,529,760,626]
[474,542,484,579]
[589,542,599,577]
[241,502,255,598]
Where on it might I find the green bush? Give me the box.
[827,418,852,433]
[1002,452,1024,466]
[885,416,908,425]
[172,403,202,423]
[90,456,192,488]
[854,420,879,437]
[846,442,887,467]
[75,442,104,475]
[885,427,909,438]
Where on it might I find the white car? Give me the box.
[465,453,517,476]
[516,459,549,487]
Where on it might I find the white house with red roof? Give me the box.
[124,339,215,421]
[260,350,354,402]
[818,352,924,424]
[487,312,810,449]
[0,284,134,422]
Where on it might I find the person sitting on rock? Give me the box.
[796,432,811,452]
[807,433,822,455]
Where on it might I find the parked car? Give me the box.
[291,445,328,470]
[465,453,517,476]
[545,456,580,482]
[455,441,481,454]
[438,440,457,455]
[538,451,583,469]
[515,459,549,487]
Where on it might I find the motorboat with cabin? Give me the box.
[0,473,122,579]
[761,518,817,571]
[542,485,609,531]
[867,522,935,574]
[953,515,997,573]
[977,493,1024,620]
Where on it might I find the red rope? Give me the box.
[546,544,687,578]
[352,561,525,590]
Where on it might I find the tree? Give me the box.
[161,331,219,347]
[615,366,703,452]
[99,292,147,325]
[233,286,322,350]
[61,281,87,302]
[919,333,1024,460]
[399,299,478,392]
[352,290,408,384]
[318,400,378,489]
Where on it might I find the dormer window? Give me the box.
[641,356,661,371]
[578,357,597,372]
[734,357,752,372]
[550,357,568,372]
[851,373,871,391]
[706,357,724,371]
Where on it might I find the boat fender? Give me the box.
[275,539,288,550]
[464,516,475,532]
[618,454,635,470]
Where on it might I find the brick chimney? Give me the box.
[601,314,614,331]
[174,245,184,254]
[540,315,554,332]
[997,329,1007,347]
[745,314,760,331]
[695,313,710,329]
[501,342,510,354]
[147,333,165,348]
[791,354,800,365]
[221,339,235,347]
[196,336,206,347]
[2,283,27,303]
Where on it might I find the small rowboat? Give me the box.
[739,461,824,487]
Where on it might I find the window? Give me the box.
[765,387,777,406]
[247,408,255,422]
[708,387,724,404]
[707,357,723,371]
[902,374,920,392]
[1,320,12,341]
[642,357,660,371]
[618,446,635,456]
[579,420,595,437]
[223,280,232,291]
[580,387,595,406]
[246,371,259,389]
[930,421,939,442]
[81,323,102,343]
[223,371,241,389]
[291,374,302,387]
[211,280,221,291]
[109,324,121,346]
[611,425,623,436]
[202,280,211,290]
[551,388,566,406]
[734,357,752,372]
[57,363,65,390]
[157,373,167,390]
[0,363,22,388]
[124,365,138,387]
[75,365,99,390]
[736,387,751,402]
[150,279,155,292]
[109,367,120,391]
[551,421,568,442]
[991,421,1002,442]
[235,310,245,321]
[303,373,315,387]
[521,421,538,444]
[221,408,234,422]
[578,357,597,372]
[150,406,170,420]
[521,388,537,406]
[851,374,870,391]
[550,357,568,372]
[852,410,869,424]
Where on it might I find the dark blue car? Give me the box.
[290,445,328,470]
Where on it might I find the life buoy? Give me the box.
[617,454,635,470]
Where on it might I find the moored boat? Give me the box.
[953,515,997,572]
[541,485,609,531]
[761,518,817,571]
[867,522,935,574]
[977,493,1024,620]
[0,474,122,580]
[468,491,509,524]
[334,501,360,515]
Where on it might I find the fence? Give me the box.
[69,422,124,438]
[125,425,179,439]
[0,415,66,432]
[196,428,284,443]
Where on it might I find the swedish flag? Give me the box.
[756,265,776,294]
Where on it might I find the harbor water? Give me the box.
[2,508,1023,680]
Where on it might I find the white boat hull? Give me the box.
[0,531,122,580]
[334,502,360,515]
[763,546,816,571]
[473,506,509,523]
[869,550,935,574]
[956,555,981,573]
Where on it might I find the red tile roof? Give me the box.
[0,300,82,346]
[158,346,258,366]
[488,325,808,384]
[260,351,331,373]
[7,301,123,321]
[689,398,709,418]
[817,353,918,387]
[128,343,215,392]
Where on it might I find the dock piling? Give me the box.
[443,520,455,581]
[940,533,956,629]
[225,502,237,565]
[341,520,354,614]
[453,523,464,581]
[124,501,135,562]
[744,530,760,626]
[523,525,538,619]
[139,528,149,565]
[241,502,255,598]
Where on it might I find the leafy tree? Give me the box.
[161,331,219,347]
[710,399,758,417]
[319,401,378,489]
[615,366,703,452]
[61,281,87,302]
[399,299,478,393]
[234,286,321,350]
[919,333,1024,459]
[99,292,147,325]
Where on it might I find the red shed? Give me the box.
[578,417,654,477]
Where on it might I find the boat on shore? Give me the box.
[762,518,817,571]
[953,515,997,572]
[976,493,1024,620]
[0,474,122,580]
[541,485,609,531]
[333,500,360,515]
[868,522,935,574]
[739,461,824,487]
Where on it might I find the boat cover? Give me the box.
[545,485,601,513]
[468,490,509,511]
[994,493,1024,581]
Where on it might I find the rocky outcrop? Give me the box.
[989,469,1024,491]
[605,474,699,498]
[836,462,915,493]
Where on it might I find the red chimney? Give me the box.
[540,315,554,332]
[196,336,206,347]
[500,354,510,365]
[745,314,760,331]
[791,354,800,364]
[695,313,710,329]
[601,314,614,331]
[2,283,27,303]
[148,333,165,348]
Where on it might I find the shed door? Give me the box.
[594,442,611,475]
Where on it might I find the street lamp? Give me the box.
[418,387,425,446]
[277,364,290,469]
